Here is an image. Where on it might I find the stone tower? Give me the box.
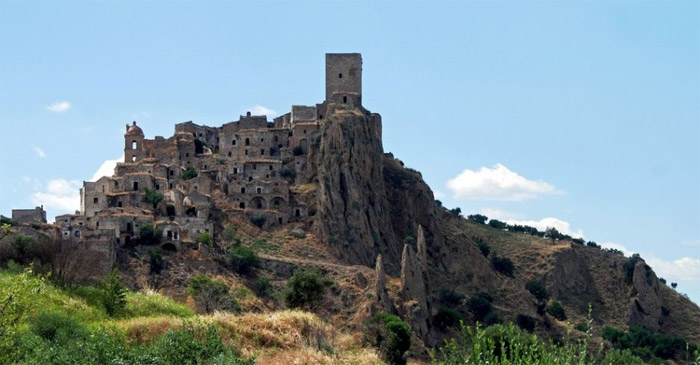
[124,121,144,163]
[325,53,362,106]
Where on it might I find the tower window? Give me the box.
[93,198,98,204]
[260,149,264,155]
[245,138,250,146]
[132,141,137,149]
[241,187,246,193]
[133,181,138,191]
[256,187,262,194]
[343,96,347,104]
[232,140,236,146]
[338,73,342,79]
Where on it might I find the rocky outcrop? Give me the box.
[374,254,394,313]
[628,261,663,331]
[310,106,443,277]
[400,233,431,341]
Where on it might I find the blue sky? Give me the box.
[1,0,698,303]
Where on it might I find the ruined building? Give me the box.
[56,53,364,251]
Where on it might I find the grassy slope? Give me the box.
[0,269,381,365]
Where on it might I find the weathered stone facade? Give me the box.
[12,206,46,224]
[58,53,365,251]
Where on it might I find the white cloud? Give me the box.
[90,155,123,181]
[682,239,700,247]
[599,242,700,283]
[599,242,634,256]
[33,146,46,158]
[31,179,81,213]
[447,164,560,201]
[247,105,276,117]
[482,208,584,238]
[646,257,700,283]
[46,101,71,113]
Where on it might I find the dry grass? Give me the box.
[290,183,317,194]
[213,310,382,364]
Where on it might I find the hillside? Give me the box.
[2,53,699,364]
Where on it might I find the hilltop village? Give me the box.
[42,53,364,252]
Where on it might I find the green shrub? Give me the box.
[148,248,164,274]
[101,269,127,317]
[250,214,266,228]
[467,214,488,224]
[143,187,164,210]
[434,307,463,330]
[488,219,507,229]
[283,267,333,309]
[491,255,514,277]
[187,274,238,313]
[138,223,163,245]
[280,167,296,179]
[515,314,536,333]
[181,167,198,180]
[228,246,260,275]
[255,277,272,295]
[439,288,464,307]
[475,239,490,257]
[29,312,86,342]
[546,300,567,321]
[366,313,412,365]
[467,293,493,322]
[196,231,212,246]
[575,322,589,332]
[525,280,549,301]
[623,254,642,284]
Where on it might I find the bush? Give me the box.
[515,314,536,333]
[546,300,566,320]
[181,167,198,180]
[196,231,212,246]
[101,269,127,316]
[467,214,488,224]
[623,254,642,283]
[603,325,692,361]
[228,246,260,275]
[255,277,272,295]
[467,293,493,322]
[148,248,164,274]
[29,312,87,342]
[475,238,490,257]
[138,223,163,245]
[439,288,464,307]
[143,188,164,210]
[187,274,238,313]
[491,256,514,277]
[449,207,461,216]
[279,167,296,179]
[366,313,412,364]
[586,241,600,248]
[575,322,589,332]
[525,280,549,301]
[283,267,333,309]
[434,307,463,330]
[250,214,266,228]
[488,219,507,229]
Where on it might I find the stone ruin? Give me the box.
[55,53,364,252]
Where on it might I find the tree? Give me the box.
[143,188,164,211]
[181,167,198,180]
[283,267,333,309]
[545,227,561,243]
[488,219,507,229]
[671,282,677,289]
[467,214,488,224]
[196,232,212,247]
[148,248,164,274]
[525,280,549,302]
[547,300,567,321]
[101,269,127,316]
[491,255,515,277]
[228,246,260,275]
[187,274,238,313]
[366,313,412,365]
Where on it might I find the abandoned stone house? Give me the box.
[56,53,364,251]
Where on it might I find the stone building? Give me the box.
[57,53,364,250]
[12,206,47,224]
